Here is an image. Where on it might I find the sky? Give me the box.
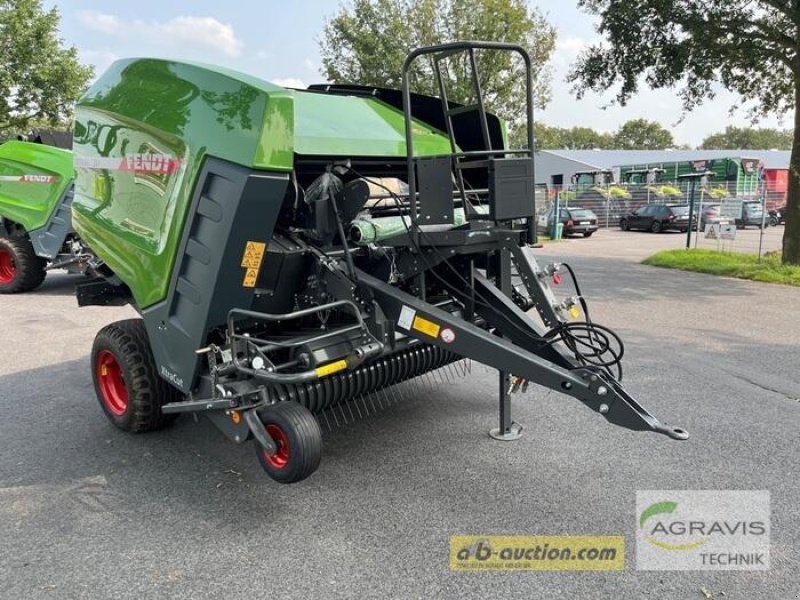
[51,0,790,147]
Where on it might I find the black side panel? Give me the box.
[142,158,289,393]
[417,156,455,226]
[29,183,75,259]
[489,159,535,220]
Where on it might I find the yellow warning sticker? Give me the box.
[315,359,348,378]
[241,241,267,269]
[241,241,267,288]
[412,315,441,338]
[242,267,259,288]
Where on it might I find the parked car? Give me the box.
[699,203,734,228]
[769,206,786,227]
[619,204,693,233]
[537,206,599,237]
[736,201,766,229]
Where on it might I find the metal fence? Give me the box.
[534,181,786,259]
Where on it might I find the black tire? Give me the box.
[0,235,46,293]
[256,402,322,484]
[650,220,662,233]
[619,219,629,231]
[582,231,594,238]
[91,319,181,432]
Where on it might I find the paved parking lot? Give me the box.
[0,240,798,599]
[546,224,785,261]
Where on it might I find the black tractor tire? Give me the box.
[619,219,629,231]
[650,220,662,233]
[91,319,181,432]
[582,231,594,238]
[256,402,322,484]
[0,235,47,294]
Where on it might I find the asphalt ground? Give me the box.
[548,224,785,260]
[0,240,798,599]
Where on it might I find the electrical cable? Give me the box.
[548,262,625,380]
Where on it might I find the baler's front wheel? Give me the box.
[0,235,46,293]
[256,402,322,484]
[91,319,180,432]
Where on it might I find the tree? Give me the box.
[613,119,674,150]
[531,123,613,149]
[532,123,563,149]
[319,0,556,128]
[560,126,614,149]
[531,121,679,150]
[700,126,794,150]
[568,0,800,265]
[0,0,93,134]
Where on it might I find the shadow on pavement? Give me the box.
[30,271,82,297]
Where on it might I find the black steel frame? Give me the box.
[401,41,537,241]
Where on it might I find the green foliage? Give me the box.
[558,190,577,202]
[643,249,800,286]
[570,1,796,118]
[569,0,800,264]
[590,185,631,199]
[0,0,93,132]
[533,122,613,149]
[607,185,632,199]
[320,0,556,129]
[700,126,794,150]
[705,187,729,199]
[532,119,675,150]
[648,185,683,198]
[613,118,674,150]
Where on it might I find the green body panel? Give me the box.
[0,141,74,232]
[71,59,295,308]
[292,91,452,157]
[72,58,453,309]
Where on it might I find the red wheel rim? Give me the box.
[0,248,16,285]
[96,350,128,416]
[263,424,290,470]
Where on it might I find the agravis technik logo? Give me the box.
[636,491,770,570]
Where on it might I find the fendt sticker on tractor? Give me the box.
[0,174,60,183]
[73,45,689,486]
[0,140,95,294]
[74,154,182,174]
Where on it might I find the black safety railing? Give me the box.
[400,41,536,236]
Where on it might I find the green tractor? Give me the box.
[74,43,688,484]
[0,140,92,293]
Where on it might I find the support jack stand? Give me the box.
[489,370,523,441]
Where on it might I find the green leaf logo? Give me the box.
[640,500,707,551]
[640,501,678,528]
